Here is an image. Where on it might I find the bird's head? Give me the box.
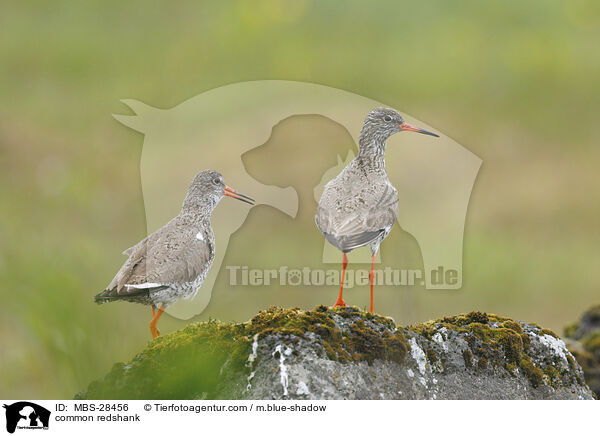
[183,170,254,213]
[360,107,439,144]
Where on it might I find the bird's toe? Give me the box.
[332,298,347,308]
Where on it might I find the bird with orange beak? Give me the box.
[95,170,254,338]
[315,107,439,313]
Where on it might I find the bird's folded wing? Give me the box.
[145,235,213,286]
[105,229,212,297]
[316,183,399,238]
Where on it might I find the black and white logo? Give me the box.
[3,402,50,434]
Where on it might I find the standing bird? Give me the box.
[315,108,439,313]
[95,170,254,338]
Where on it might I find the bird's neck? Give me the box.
[178,206,214,227]
[180,192,219,222]
[357,136,387,171]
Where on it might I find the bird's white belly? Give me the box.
[149,263,212,307]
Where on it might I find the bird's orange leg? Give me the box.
[369,254,376,314]
[151,306,156,317]
[333,253,348,308]
[149,305,165,339]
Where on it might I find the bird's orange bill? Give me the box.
[224,186,255,205]
[399,122,439,137]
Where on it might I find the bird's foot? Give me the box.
[332,298,347,308]
[150,325,160,339]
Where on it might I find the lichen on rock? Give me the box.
[75,307,594,400]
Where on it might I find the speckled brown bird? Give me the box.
[315,107,439,313]
[95,170,254,338]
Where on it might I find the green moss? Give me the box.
[520,357,544,387]
[409,312,511,339]
[409,310,510,338]
[426,348,439,363]
[544,365,560,387]
[463,349,473,368]
[465,311,490,324]
[565,354,586,386]
[247,306,334,339]
[322,341,345,361]
[492,328,523,364]
[505,362,516,373]
[457,322,524,365]
[440,311,489,325]
[383,333,409,363]
[478,356,488,370]
[501,320,523,334]
[520,333,531,351]
[466,322,493,342]
[539,328,558,339]
[440,311,489,327]
[566,354,577,371]
[344,320,408,364]
[407,322,438,340]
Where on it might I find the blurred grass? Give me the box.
[1,0,599,398]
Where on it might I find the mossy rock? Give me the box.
[76,306,406,399]
[76,308,593,400]
[407,311,576,389]
[563,304,600,398]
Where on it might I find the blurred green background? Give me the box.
[1,0,599,398]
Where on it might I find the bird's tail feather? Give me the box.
[94,289,116,304]
[94,285,169,304]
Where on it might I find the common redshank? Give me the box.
[95,170,254,338]
[315,107,439,313]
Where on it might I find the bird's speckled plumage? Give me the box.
[95,170,226,307]
[316,107,438,312]
[315,108,403,255]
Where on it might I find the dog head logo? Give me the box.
[3,402,50,434]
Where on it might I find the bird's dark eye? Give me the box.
[213,178,220,185]
[384,115,392,122]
